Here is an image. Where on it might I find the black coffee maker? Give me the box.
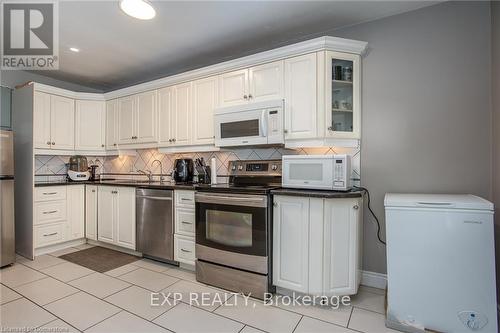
[173,159,194,183]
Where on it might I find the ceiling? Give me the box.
[31,1,439,92]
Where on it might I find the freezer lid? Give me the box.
[384,193,494,211]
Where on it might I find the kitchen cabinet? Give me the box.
[273,195,362,296]
[34,92,75,150]
[192,76,218,145]
[218,60,283,107]
[97,186,136,250]
[174,190,195,266]
[284,53,318,140]
[50,95,75,150]
[75,100,105,151]
[159,83,192,146]
[85,185,98,241]
[66,185,85,240]
[325,51,361,139]
[117,90,157,146]
[106,99,118,149]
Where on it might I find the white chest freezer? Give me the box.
[385,193,497,333]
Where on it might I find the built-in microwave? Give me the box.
[282,154,352,191]
[214,100,284,147]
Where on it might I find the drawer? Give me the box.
[175,190,195,207]
[34,201,67,225]
[174,235,195,265]
[35,186,67,202]
[175,208,195,236]
[35,223,65,248]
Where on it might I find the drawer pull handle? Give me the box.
[181,198,192,201]
[181,221,192,225]
[43,192,58,195]
[43,232,58,237]
[43,210,58,214]
[180,248,191,253]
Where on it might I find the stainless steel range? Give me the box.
[195,159,281,299]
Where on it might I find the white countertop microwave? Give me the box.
[214,100,284,147]
[282,155,352,191]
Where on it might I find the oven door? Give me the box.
[195,192,268,273]
[214,109,267,147]
[282,156,334,190]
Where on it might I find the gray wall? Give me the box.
[492,1,500,297]
[332,1,492,274]
[0,70,102,93]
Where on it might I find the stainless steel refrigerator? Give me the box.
[0,129,15,266]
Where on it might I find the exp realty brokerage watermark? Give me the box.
[1,1,59,70]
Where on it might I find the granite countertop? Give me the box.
[35,179,364,198]
[270,187,364,198]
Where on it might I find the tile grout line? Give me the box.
[291,315,304,333]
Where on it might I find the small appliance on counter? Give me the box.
[282,154,351,191]
[173,158,194,183]
[88,159,100,181]
[194,158,211,184]
[67,155,90,181]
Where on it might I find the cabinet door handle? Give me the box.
[180,248,191,253]
[113,143,117,146]
[51,142,55,145]
[353,205,359,210]
[91,190,96,193]
[43,210,58,215]
[283,129,288,134]
[181,221,192,225]
[46,141,51,145]
[101,144,105,147]
[248,94,253,99]
[328,126,334,131]
[172,138,176,142]
[243,95,248,99]
[43,232,58,237]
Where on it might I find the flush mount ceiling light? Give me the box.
[69,47,80,52]
[119,0,156,20]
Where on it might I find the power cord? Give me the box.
[353,186,386,246]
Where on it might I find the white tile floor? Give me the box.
[0,247,391,333]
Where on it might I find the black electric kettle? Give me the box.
[173,159,194,183]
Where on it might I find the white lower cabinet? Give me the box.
[33,185,84,249]
[97,186,136,250]
[66,185,85,240]
[273,195,362,296]
[85,185,98,241]
[173,190,195,266]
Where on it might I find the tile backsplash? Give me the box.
[35,146,360,184]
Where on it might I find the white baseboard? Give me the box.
[35,238,86,256]
[361,270,387,290]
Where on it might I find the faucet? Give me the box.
[137,169,153,182]
[151,159,165,183]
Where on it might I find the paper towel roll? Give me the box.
[210,157,217,185]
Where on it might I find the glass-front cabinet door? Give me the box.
[325,51,360,139]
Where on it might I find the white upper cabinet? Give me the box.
[34,92,75,150]
[158,86,173,145]
[105,99,118,149]
[284,53,318,140]
[172,82,191,146]
[135,90,157,143]
[218,60,284,108]
[325,51,361,139]
[117,90,158,146]
[118,95,135,144]
[33,91,51,149]
[248,61,284,103]
[75,100,105,151]
[50,95,75,150]
[218,69,248,107]
[192,76,218,145]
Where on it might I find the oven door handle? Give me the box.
[195,193,267,207]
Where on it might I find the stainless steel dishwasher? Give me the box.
[136,188,175,263]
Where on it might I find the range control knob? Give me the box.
[271,164,278,171]
[231,165,237,171]
[238,165,244,171]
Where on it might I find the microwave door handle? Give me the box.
[261,110,268,137]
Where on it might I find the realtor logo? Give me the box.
[1,1,59,70]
